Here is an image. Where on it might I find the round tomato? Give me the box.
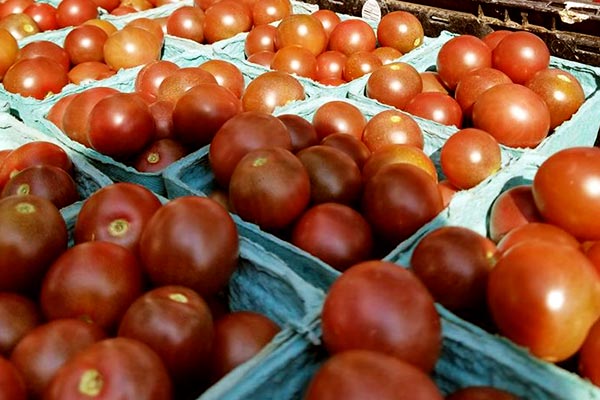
[0,293,41,357]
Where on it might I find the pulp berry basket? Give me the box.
[0,104,113,202]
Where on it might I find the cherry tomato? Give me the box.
[436,35,492,90]
[0,293,41,357]
[492,31,550,84]
[376,11,424,54]
[487,184,543,243]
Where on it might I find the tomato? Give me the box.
[45,337,172,400]
[55,0,98,27]
[328,19,376,56]
[492,31,550,85]
[0,357,27,400]
[404,92,463,128]
[420,71,449,94]
[210,311,280,382]
[133,138,188,172]
[275,14,328,56]
[410,226,497,312]
[440,128,502,189]
[321,133,371,170]
[68,61,115,84]
[0,293,41,357]
[63,24,108,66]
[209,110,292,189]
[362,109,423,152]
[245,24,277,57]
[157,66,217,105]
[312,101,366,141]
[471,83,550,148]
[488,185,543,243]
[311,9,340,38]
[454,67,512,120]
[166,6,205,43]
[446,386,520,400]
[532,147,600,241]
[0,28,18,80]
[366,62,422,110]
[241,70,305,113]
[321,260,441,372]
[40,241,144,332]
[291,203,373,271]
[315,50,347,82]
[10,319,106,399]
[362,163,443,246]
[198,59,245,99]
[376,11,424,54]
[372,46,403,65]
[103,26,162,71]
[172,83,242,150]
[118,286,214,384]
[277,114,319,153]
[2,57,68,100]
[0,195,67,294]
[135,60,179,100]
[487,241,600,362]
[496,222,580,255]
[482,30,512,50]
[296,145,362,206]
[579,317,600,386]
[436,35,492,90]
[304,350,443,400]
[148,100,175,140]
[251,0,291,25]
[202,0,252,43]
[0,13,39,40]
[229,147,310,231]
[361,144,437,184]
[74,182,162,256]
[139,196,239,298]
[16,41,70,72]
[342,50,382,81]
[271,45,318,79]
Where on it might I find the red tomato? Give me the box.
[304,350,443,400]
[579,317,600,386]
[492,31,550,85]
[454,67,512,120]
[376,11,424,54]
[203,0,252,43]
[436,35,492,90]
[44,337,172,400]
[488,184,543,243]
[275,14,328,56]
[244,24,277,57]
[55,0,98,27]
[0,293,41,357]
[328,19,376,56]
[404,92,463,128]
[487,241,600,362]
[496,222,580,255]
[321,261,441,372]
[0,356,27,400]
[2,57,68,99]
[277,114,319,153]
[362,144,438,185]
[241,70,305,113]
[366,62,422,110]
[361,109,424,152]
[312,101,366,141]
[133,138,188,172]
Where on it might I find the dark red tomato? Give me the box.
[0,28,18,80]
[229,147,311,231]
[271,45,318,79]
[362,109,423,152]
[61,87,120,147]
[342,50,382,82]
[68,61,115,84]
[166,6,205,43]
[579,317,600,386]
[372,46,403,65]
[0,141,72,190]
[361,144,437,184]
[87,92,156,159]
[496,222,580,255]
[2,57,68,99]
[492,31,550,84]
[45,337,172,400]
[251,0,291,26]
[315,50,347,82]
[74,182,162,256]
[328,19,376,56]
[1,165,79,209]
[203,0,252,43]
[321,261,441,372]
[0,195,67,294]
[525,68,585,130]
[296,145,362,206]
[410,226,497,312]
[488,184,543,243]
[139,196,239,298]
[275,14,328,56]
[103,26,162,71]
[149,100,175,140]
[487,241,600,362]
[376,10,424,54]
[321,133,371,170]
[0,13,39,40]
[210,311,280,382]
[454,67,512,119]
[420,71,449,94]
[0,357,27,400]
[63,24,107,66]
[366,62,422,110]
[172,83,242,150]
[472,83,550,148]
[17,40,70,72]
[440,128,501,189]
[10,319,106,399]
[241,70,305,113]
[404,92,463,128]
[0,293,41,357]
[40,241,144,332]
[482,30,512,50]
[305,350,443,400]
[55,0,98,28]
[532,147,600,241]
[157,66,218,105]
[436,35,492,90]
[277,114,319,153]
[209,110,292,188]
[291,203,373,271]
[362,163,443,245]
[446,386,520,400]
[312,101,367,141]
[245,24,277,57]
[135,60,179,100]
[311,9,340,38]
[133,138,188,173]
[198,59,245,99]
[118,285,214,383]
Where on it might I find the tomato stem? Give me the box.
[108,219,129,238]
[78,369,103,396]
[15,202,35,214]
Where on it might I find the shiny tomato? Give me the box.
[404,92,463,128]
[321,133,371,170]
[135,60,179,100]
[342,50,382,81]
[275,14,327,56]
[245,24,277,57]
[315,50,347,82]
[0,357,27,400]
[361,144,437,184]
[44,337,172,400]
[271,45,318,79]
[68,61,115,84]
[304,350,443,400]
[2,57,68,99]
[312,101,366,141]
[139,196,239,298]
[492,31,550,84]
[0,293,41,357]
[277,114,319,153]
[16,41,70,72]
[202,0,252,43]
[321,261,441,372]
[166,6,205,43]
[311,9,340,38]
[198,59,245,99]
[454,67,512,120]
[579,317,600,386]
[55,0,98,28]
[532,147,600,240]
[376,11,424,54]
[328,19,376,56]
[487,241,600,362]
[487,184,543,243]
[366,62,422,110]
[157,66,217,105]
[103,26,162,71]
[362,109,423,152]
[496,222,580,255]
[241,70,305,113]
[436,35,492,90]
[63,24,108,66]
[251,0,291,25]
[133,138,188,172]
[0,28,18,80]
[229,147,310,231]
